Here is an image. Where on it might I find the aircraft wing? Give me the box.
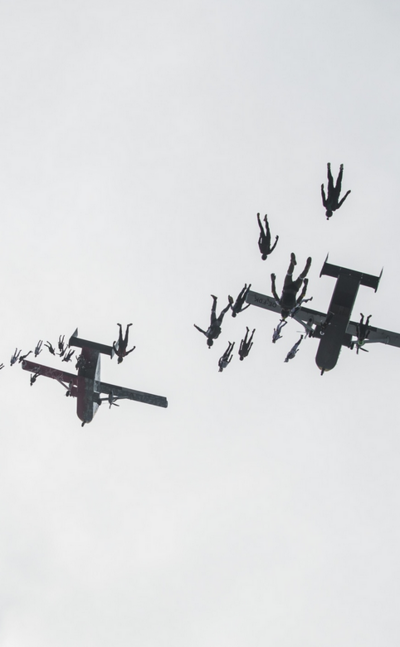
[346,321,400,348]
[246,290,328,330]
[96,380,168,408]
[21,360,78,385]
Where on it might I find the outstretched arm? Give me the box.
[321,184,326,206]
[269,235,279,254]
[296,279,308,305]
[194,324,207,337]
[338,190,351,208]
[126,346,136,356]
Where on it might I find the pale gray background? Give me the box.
[0,1,399,645]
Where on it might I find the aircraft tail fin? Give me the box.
[320,259,381,292]
[69,329,115,358]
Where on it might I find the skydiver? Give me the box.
[0,363,4,370]
[257,213,279,260]
[10,349,21,366]
[238,327,255,360]
[284,335,304,362]
[218,341,235,372]
[75,354,86,371]
[113,323,136,364]
[272,319,287,343]
[62,348,75,362]
[18,351,32,363]
[271,253,312,319]
[229,284,251,318]
[194,295,232,348]
[45,341,56,355]
[30,371,40,386]
[353,313,371,353]
[34,340,43,357]
[58,335,66,356]
[321,163,351,219]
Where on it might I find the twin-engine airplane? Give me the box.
[21,329,168,425]
[246,257,400,373]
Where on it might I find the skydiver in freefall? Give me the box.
[18,351,32,363]
[271,253,312,319]
[45,341,56,356]
[10,349,21,366]
[321,163,351,219]
[62,348,75,363]
[257,213,279,260]
[238,327,255,360]
[272,319,287,343]
[75,354,86,371]
[0,363,4,370]
[352,313,372,354]
[34,340,43,357]
[58,335,66,357]
[229,284,251,317]
[218,341,235,372]
[284,335,304,362]
[30,371,40,386]
[194,295,231,348]
[113,323,136,364]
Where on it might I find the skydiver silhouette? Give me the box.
[18,351,32,363]
[75,354,86,371]
[45,341,56,355]
[257,213,279,260]
[272,319,287,343]
[238,327,255,360]
[284,335,304,362]
[58,335,66,356]
[229,284,251,317]
[194,295,231,348]
[218,341,235,372]
[30,371,40,385]
[0,363,4,370]
[352,313,371,353]
[34,340,43,357]
[271,253,312,319]
[62,348,75,362]
[10,349,21,366]
[321,163,351,219]
[113,323,136,364]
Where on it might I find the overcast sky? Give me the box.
[1,1,400,645]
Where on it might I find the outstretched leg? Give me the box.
[327,163,334,193]
[298,257,312,280]
[123,323,132,346]
[335,164,343,194]
[217,300,232,325]
[284,253,297,288]
[210,295,218,324]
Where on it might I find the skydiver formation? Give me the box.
[1,159,386,423]
[192,161,384,371]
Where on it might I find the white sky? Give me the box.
[1,1,400,645]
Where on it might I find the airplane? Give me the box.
[246,257,400,373]
[21,329,168,425]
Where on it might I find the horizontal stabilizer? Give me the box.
[69,328,114,358]
[346,320,400,348]
[96,380,168,408]
[320,260,381,292]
